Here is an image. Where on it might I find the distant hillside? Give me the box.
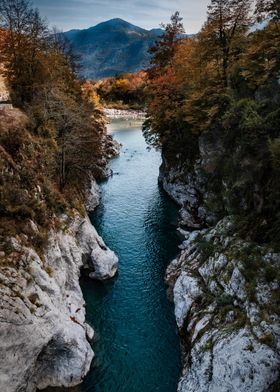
[64,18,163,80]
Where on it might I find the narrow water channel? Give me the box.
[80,119,181,392]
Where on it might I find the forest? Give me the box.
[144,1,280,247]
[0,0,109,251]
[88,71,147,110]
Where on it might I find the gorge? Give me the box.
[80,119,181,391]
[0,0,280,391]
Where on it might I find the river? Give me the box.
[80,119,181,392]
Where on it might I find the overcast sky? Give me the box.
[32,0,210,33]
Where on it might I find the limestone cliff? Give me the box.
[0,213,118,392]
[166,220,280,392]
[161,135,280,392]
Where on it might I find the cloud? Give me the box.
[32,0,209,33]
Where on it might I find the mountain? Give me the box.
[64,18,163,80]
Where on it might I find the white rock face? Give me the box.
[165,217,280,392]
[178,328,279,392]
[86,178,101,212]
[0,214,118,392]
[174,272,202,328]
[159,161,217,228]
[76,217,118,280]
[159,166,193,207]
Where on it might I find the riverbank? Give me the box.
[104,108,146,120]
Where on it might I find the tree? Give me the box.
[47,91,104,189]
[27,55,105,190]
[0,0,106,193]
[0,0,49,105]
[241,20,280,92]
[143,13,186,151]
[206,0,253,87]
[149,11,185,70]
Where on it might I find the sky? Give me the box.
[32,0,210,34]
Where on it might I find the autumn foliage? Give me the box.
[144,2,280,244]
[88,71,147,110]
[0,0,109,247]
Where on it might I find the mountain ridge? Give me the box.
[65,18,163,37]
[64,18,164,79]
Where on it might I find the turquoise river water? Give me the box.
[80,120,181,392]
